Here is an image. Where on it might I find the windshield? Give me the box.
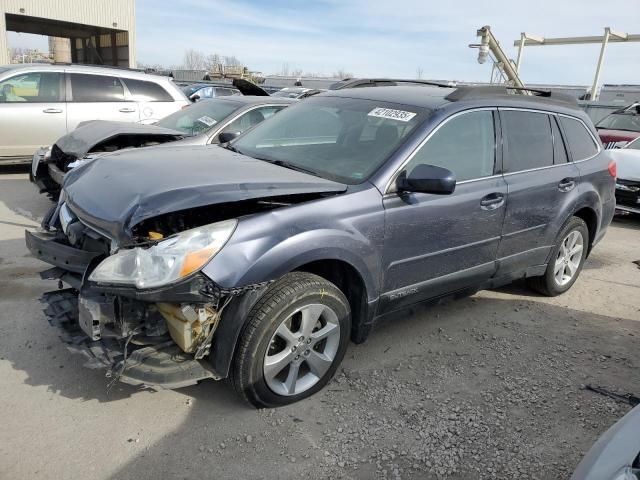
[232,96,429,184]
[596,113,640,132]
[181,85,204,96]
[272,88,306,98]
[625,137,640,150]
[156,99,241,135]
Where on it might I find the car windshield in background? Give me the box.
[181,85,203,96]
[232,96,429,184]
[596,113,640,132]
[156,99,241,135]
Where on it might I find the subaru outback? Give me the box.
[26,85,616,407]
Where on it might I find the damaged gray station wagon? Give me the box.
[26,85,616,407]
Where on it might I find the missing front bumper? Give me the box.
[42,289,220,389]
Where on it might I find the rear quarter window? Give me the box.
[559,117,599,161]
[125,79,174,102]
[502,110,553,172]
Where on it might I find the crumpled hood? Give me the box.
[56,120,185,159]
[62,145,347,242]
[609,148,640,182]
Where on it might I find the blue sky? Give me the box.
[8,0,640,85]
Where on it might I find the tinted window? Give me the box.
[156,99,241,135]
[596,113,640,133]
[502,111,553,172]
[0,72,63,103]
[125,79,173,102]
[551,117,569,164]
[404,110,495,182]
[70,74,125,102]
[559,117,599,161]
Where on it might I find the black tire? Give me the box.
[231,272,351,408]
[526,216,589,296]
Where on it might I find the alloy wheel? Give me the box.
[263,304,341,396]
[553,230,584,286]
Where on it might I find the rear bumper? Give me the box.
[25,229,100,274]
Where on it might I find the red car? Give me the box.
[596,103,640,149]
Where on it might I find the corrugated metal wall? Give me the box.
[1,0,135,66]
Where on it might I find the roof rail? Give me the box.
[52,62,147,73]
[329,78,456,90]
[445,85,578,106]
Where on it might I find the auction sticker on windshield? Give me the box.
[197,116,217,127]
[368,107,417,122]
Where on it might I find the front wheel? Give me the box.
[527,216,589,296]
[231,272,351,408]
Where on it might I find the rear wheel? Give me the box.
[527,216,589,296]
[231,272,351,408]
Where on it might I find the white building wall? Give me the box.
[0,0,135,65]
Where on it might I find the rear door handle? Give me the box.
[42,108,63,114]
[119,107,137,113]
[480,193,505,210]
[558,178,576,192]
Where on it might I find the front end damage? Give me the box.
[26,205,257,390]
[26,146,348,390]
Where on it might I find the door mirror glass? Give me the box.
[397,164,456,195]
[218,131,240,144]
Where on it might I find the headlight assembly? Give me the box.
[89,219,237,289]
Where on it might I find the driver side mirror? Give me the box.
[396,164,456,195]
[189,93,200,102]
[218,131,240,144]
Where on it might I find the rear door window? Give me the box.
[124,79,173,102]
[0,72,63,103]
[69,74,126,102]
[502,110,553,172]
[404,110,496,182]
[559,116,599,161]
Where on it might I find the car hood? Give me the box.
[62,145,347,243]
[609,149,640,182]
[56,120,185,159]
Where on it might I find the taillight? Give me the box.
[608,160,617,178]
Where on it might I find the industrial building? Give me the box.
[0,0,135,67]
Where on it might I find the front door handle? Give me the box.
[558,178,576,192]
[119,107,137,113]
[42,108,63,114]
[480,193,505,210]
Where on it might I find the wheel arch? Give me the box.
[208,256,377,380]
[294,258,372,344]
[573,205,598,255]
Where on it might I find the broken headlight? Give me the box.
[89,219,237,289]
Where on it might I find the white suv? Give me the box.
[0,64,190,164]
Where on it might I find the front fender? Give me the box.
[202,187,385,301]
